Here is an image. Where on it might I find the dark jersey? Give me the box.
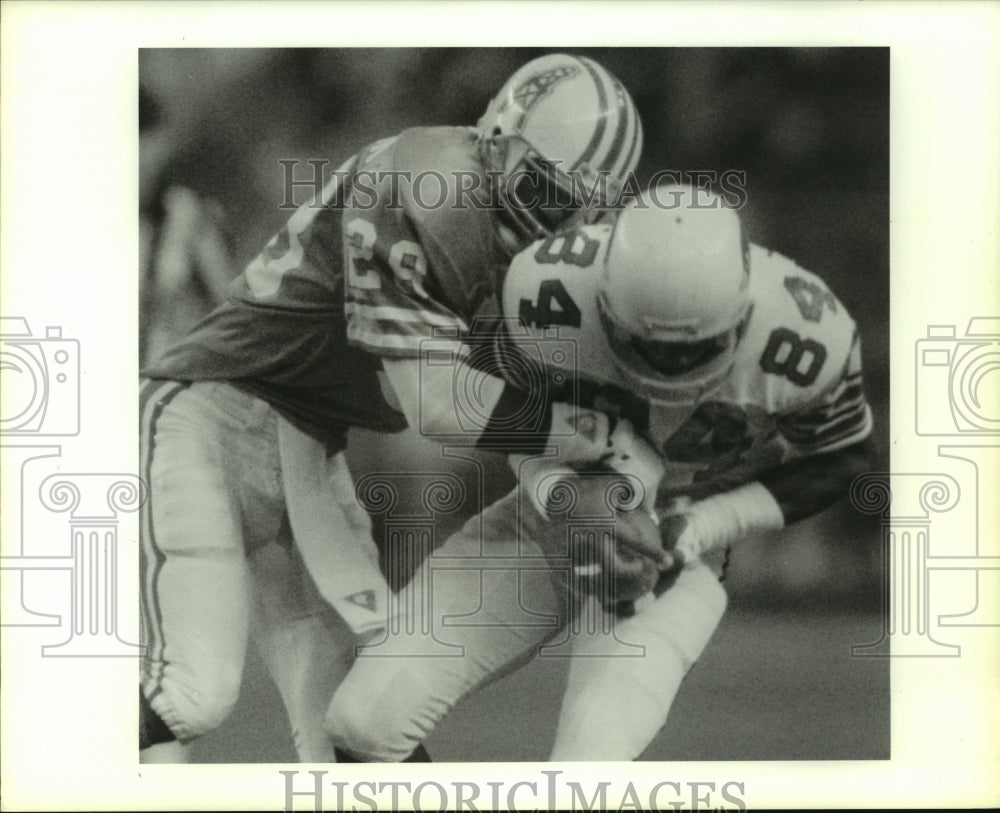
[143,127,513,447]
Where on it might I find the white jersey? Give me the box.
[501,225,873,500]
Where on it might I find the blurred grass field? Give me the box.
[190,603,889,763]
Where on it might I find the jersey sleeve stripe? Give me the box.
[346,318,463,345]
[835,379,864,399]
[345,301,469,332]
[785,404,873,454]
[779,402,871,448]
[785,388,866,427]
[347,322,471,355]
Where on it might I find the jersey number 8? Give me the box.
[518,231,600,329]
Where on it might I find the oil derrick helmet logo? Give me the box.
[508,65,580,129]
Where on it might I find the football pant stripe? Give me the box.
[139,379,188,700]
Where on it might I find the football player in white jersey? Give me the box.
[326,184,874,761]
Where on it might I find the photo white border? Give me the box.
[2,1,998,809]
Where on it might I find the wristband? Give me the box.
[678,481,785,558]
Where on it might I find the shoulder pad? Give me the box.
[347,127,507,319]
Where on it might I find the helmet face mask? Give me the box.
[632,332,732,378]
[478,54,643,250]
[599,291,751,405]
[487,146,588,237]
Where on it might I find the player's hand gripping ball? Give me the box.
[542,472,667,606]
[655,496,698,570]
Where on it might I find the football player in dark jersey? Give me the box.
[139,54,644,762]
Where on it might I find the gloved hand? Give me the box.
[543,472,668,606]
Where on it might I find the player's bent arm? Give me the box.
[759,434,876,524]
[381,355,504,440]
[657,319,880,567]
[660,437,876,569]
[510,416,671,573]
[380,357,615,461]
[387,358,670,574]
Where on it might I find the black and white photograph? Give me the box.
[1,3,998,812]
[137,46,890,769]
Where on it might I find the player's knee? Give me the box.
[173,668,242,739]
[324,688,407,762]
[324,692,385,760]
[325,669,438,762]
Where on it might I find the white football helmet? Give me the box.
[597,184,752,404]
[478,54,643,249]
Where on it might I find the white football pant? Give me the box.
[550,563,727,760]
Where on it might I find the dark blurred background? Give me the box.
[139,48,889,762]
